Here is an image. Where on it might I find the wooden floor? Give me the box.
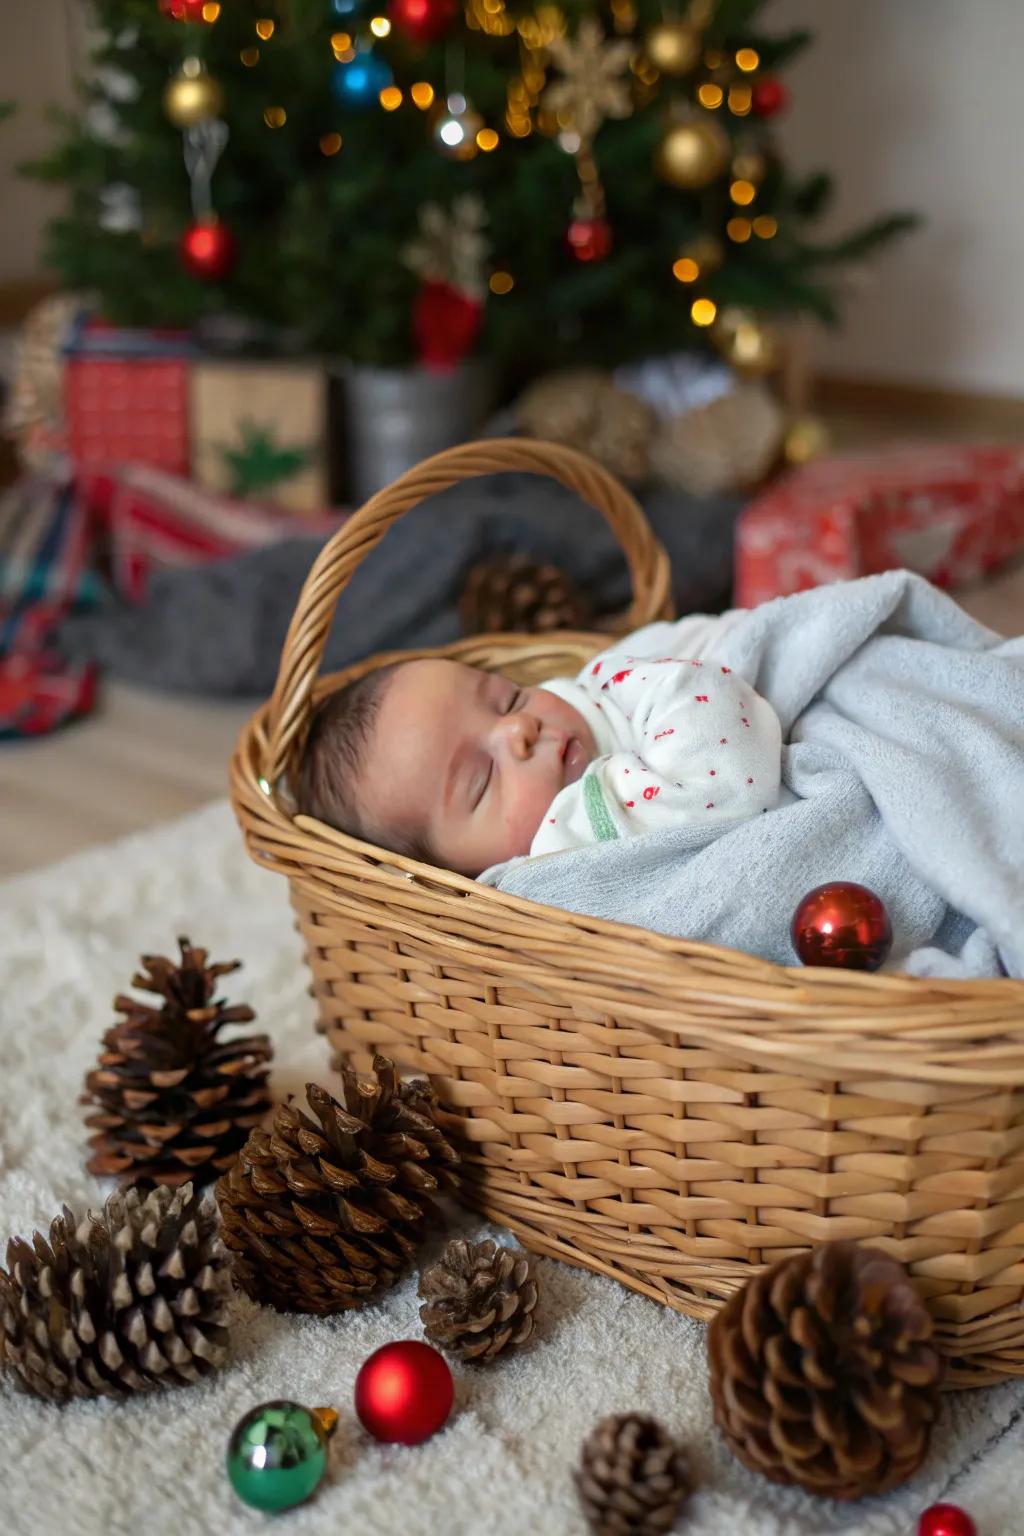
[2,405,1023,877]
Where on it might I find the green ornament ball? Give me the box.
[226,1400,336,1512]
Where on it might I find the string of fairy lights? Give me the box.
[157,0,792,371]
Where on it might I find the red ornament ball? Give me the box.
[918,1506,977,1536]
[354,1340,454,1445]
[566,216,613,263]
[160,0,208,18]
[413,279,483,372]
[751,75,789,117]
[389,0,458,44]
[791,880,893,970]
[179,218,237,282]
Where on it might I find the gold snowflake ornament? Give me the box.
[544,16,634,140]
[402,195,490,301]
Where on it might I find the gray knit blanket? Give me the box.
[480,570,1024,979]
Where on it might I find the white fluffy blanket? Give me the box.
[1,801,1022,1536]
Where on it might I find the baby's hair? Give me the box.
[294,660,436,866]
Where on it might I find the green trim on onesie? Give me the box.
[583,771,620,843]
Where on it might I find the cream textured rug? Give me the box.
[1,800,1022,1536]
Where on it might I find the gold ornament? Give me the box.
[544,16,633,139]
[712,306,781,376]
[402,195,489,300]
[655,117,729,190]
[784,415,831,466]
[644,20,701,77]
[432,95,484,161]
[163,58,224,128]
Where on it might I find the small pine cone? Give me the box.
[459,553,592,637]
[0,1183,230,1402]
[82,937,272,1188]
[419,1237,538,1362]
[575,1414,690,1536]
[708,1240,945,1501]
[216,1056,460,1315]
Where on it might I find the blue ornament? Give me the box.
[332,52,393,109]
[331,0,360,13]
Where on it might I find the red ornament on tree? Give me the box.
[918,1507,977,1536]
[389,0,458,45]
[354,1341,454,1445]
[791,880,893,970]
[179,218,237,282]
[751,75,789,117]
[566,216,613,263]
[160,0,208,18]
[413,280,483,372]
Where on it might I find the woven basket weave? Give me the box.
[230,438,1024,1388]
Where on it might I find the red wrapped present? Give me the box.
[63,314,194,475]
[734,442,1024,607]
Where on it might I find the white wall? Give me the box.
[771,0,1024,397]
[0,0,86,283]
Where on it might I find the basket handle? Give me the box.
[262,436,675,788]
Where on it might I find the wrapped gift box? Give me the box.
[734,442,1024,607]
[63,314,194,475]
[190,358,328,515]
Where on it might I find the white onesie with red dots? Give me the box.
[530,624,782,859]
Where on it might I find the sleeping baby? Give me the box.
[295,607,781,880]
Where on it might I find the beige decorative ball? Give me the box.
[644,20,702,77]
[655,118,730,190]
[651,383,785,496]
[163,60,224,128]
[515,369,657,483]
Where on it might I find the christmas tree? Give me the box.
[22,0,915,385]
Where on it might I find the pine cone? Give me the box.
[0,1182,230,1402]
[419,1237,538,1362]
[216,1057,460,1315]
[708,1241,945,1501]
[459,553,592,637]
[575,1413,691,1536]
[82,937,272,1189]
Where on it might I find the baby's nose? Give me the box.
[497,711,539,759]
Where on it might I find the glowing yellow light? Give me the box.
[728,84,752,115]
[505,113,532,137]
[477,127,499,151]
[335,46,355,61]
[379,86,402,110]
[320,132,343,155]
[489,271,514,294]
[727,216,752,242]
[634,60,659,85]
[523,67,546,92]
[240,45,260,65]
[697,82,723,109]
[202,2,221,20]
[691,298,717,326]
[483,0,503,12]
[255,17,275,38]
[263,105,287,127]
[411,81,435,109]
[735,47,760,72]
[672,257,700,283]
[753,214,778,239]
[370,15,391,35]
[331,31,352,50]
[730,178,756,206]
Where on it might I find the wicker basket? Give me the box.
[230,438,1024,1388]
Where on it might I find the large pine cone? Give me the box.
[459,553,592,637]
[419,1237,538,1362]
[708,1241,944,1501]
[216,1057,460,1315]
[82,937,272,1188]
[0,1183,230,1402]
[575,1413,690,1536]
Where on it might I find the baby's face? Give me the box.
[357,658,597,877]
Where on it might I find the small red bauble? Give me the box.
[389,0,458,44]
[791,880,893,970]
[160,0,207,18]
[354,1340,454,1445]
[918,1505,977,1536]
[413,280,483,371]
[566,216,613,263]
[179,218,237,282]
[751,75,789,117]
